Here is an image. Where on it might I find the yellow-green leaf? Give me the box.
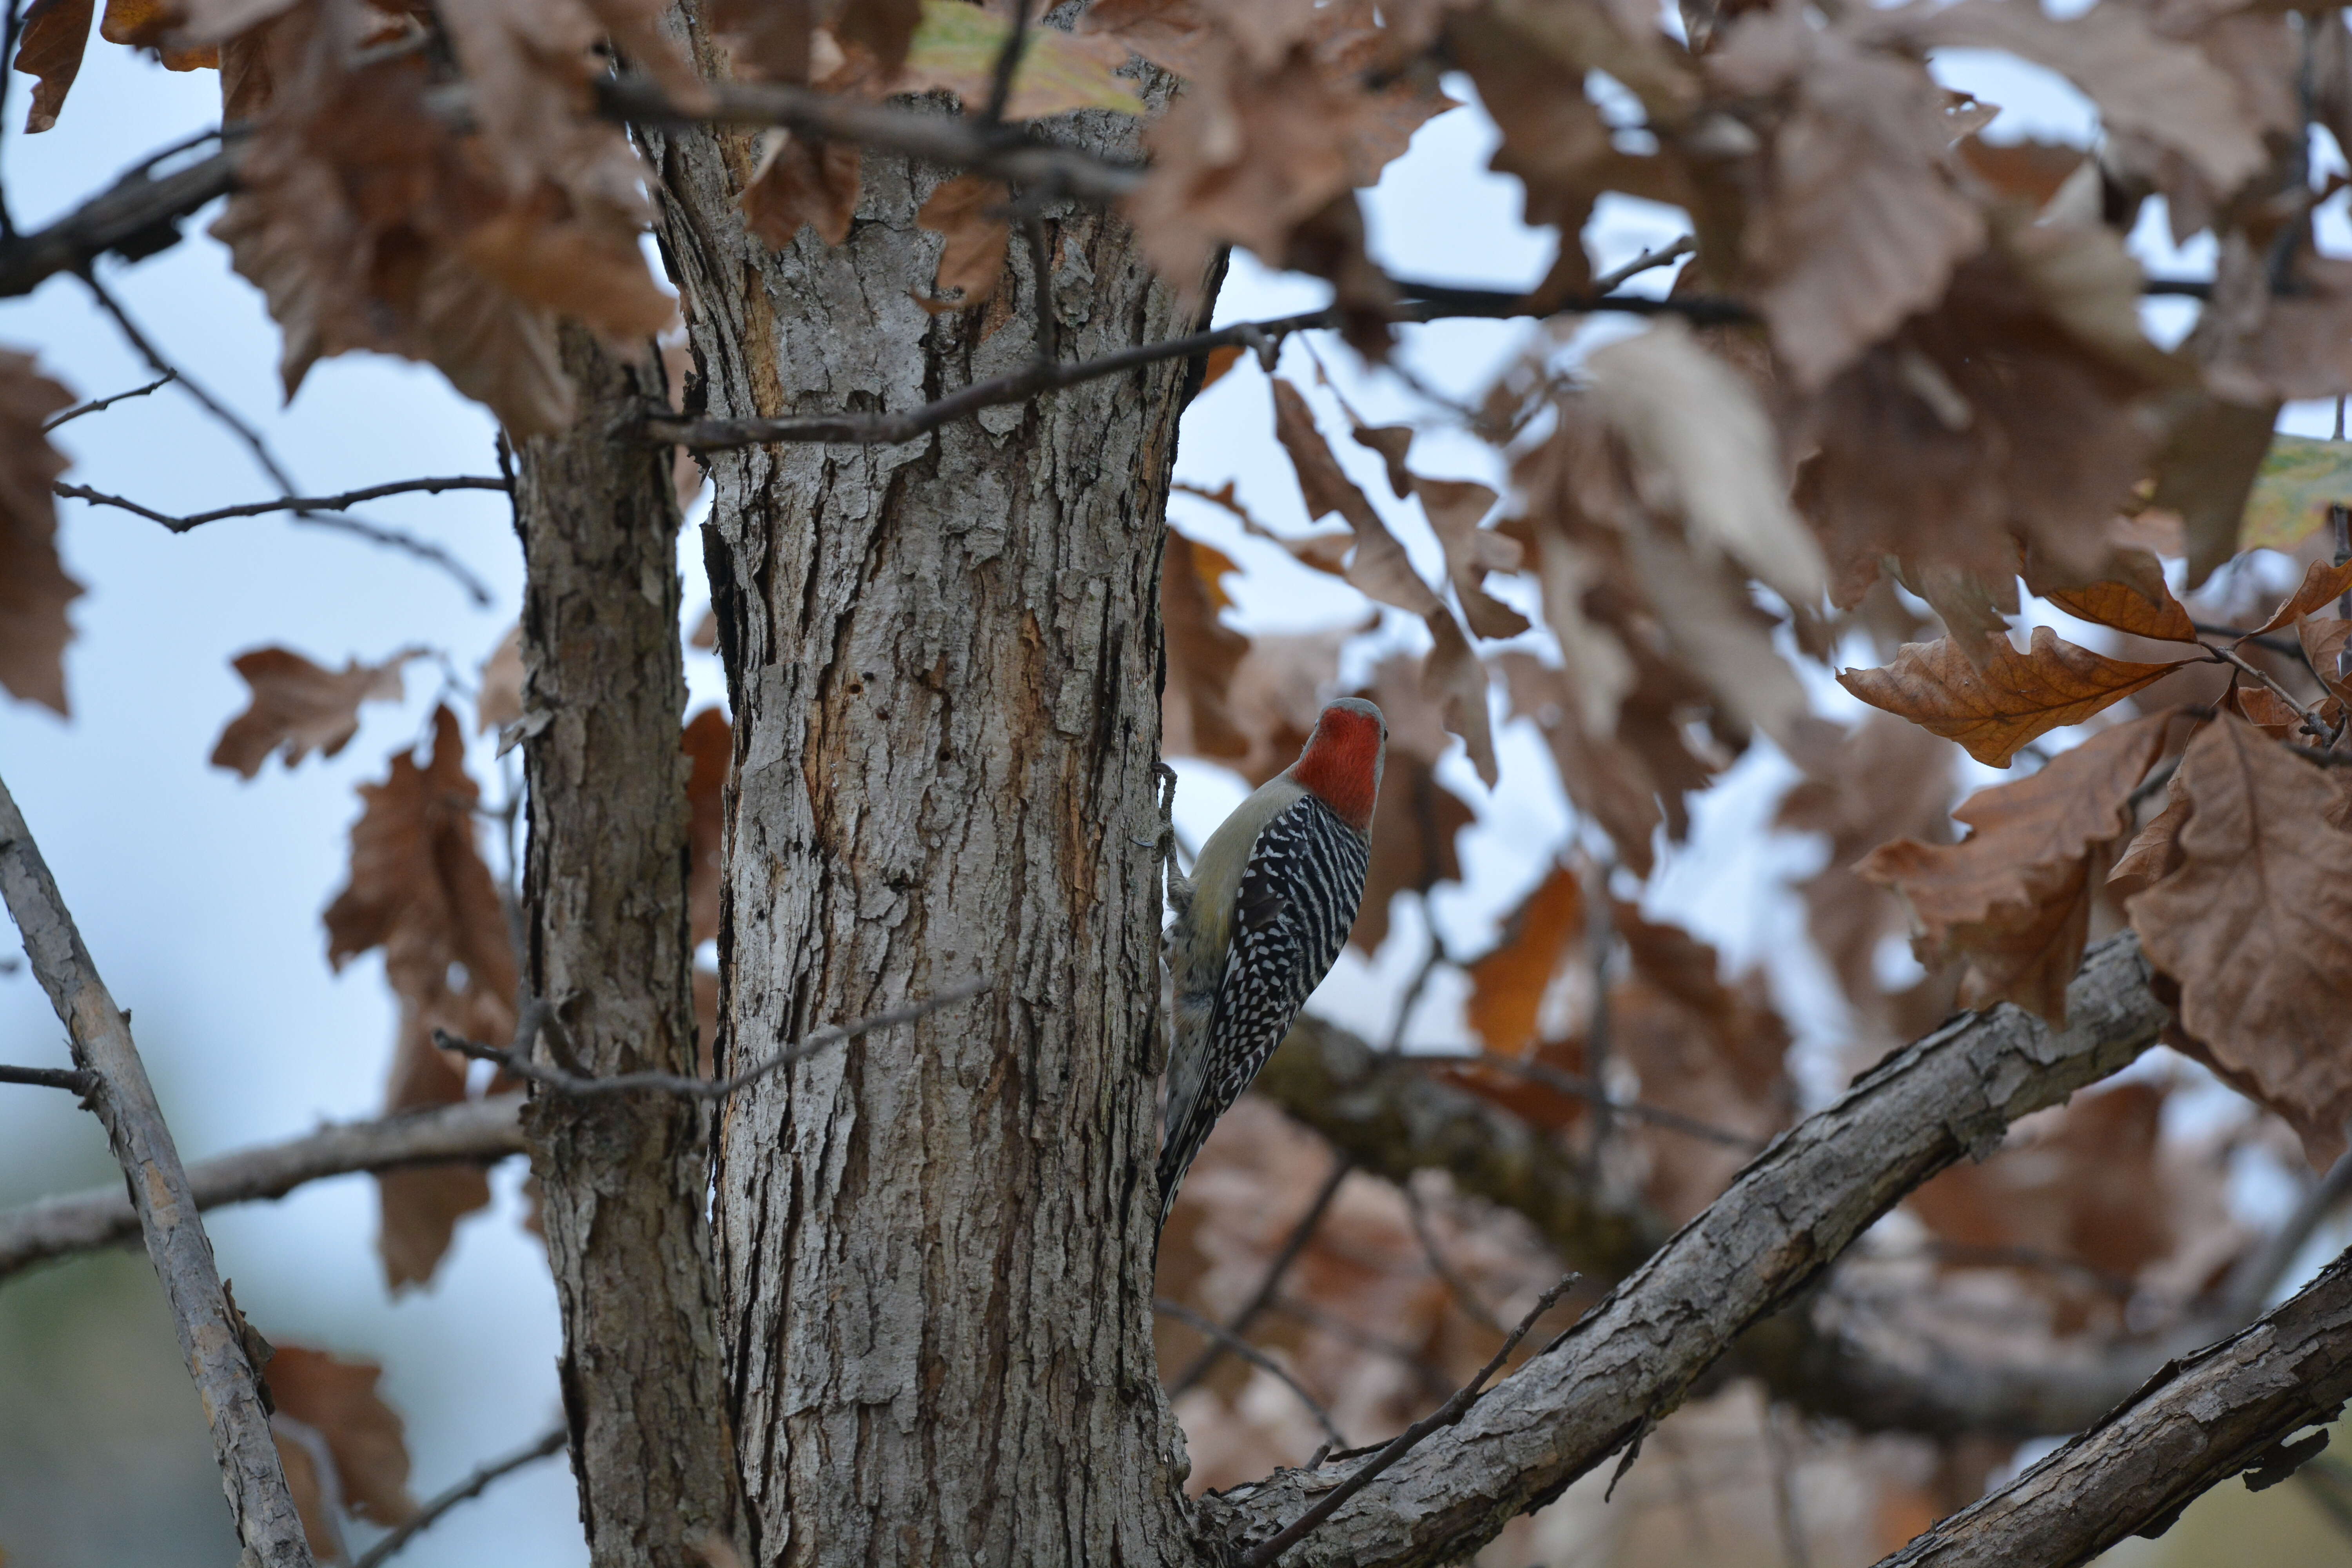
[2240,435,2352,554]
[898,1,1143,119]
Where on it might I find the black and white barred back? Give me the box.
[1158,793,1372,1225]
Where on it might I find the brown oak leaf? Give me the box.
[2123,713,2352,1167]
[1839,626,2189,767]
[1269,378,1442,615]
[475,623,524,735]
[1711,8,1985,392]
[376,1008,494,1290]
[741,130,864,249]
[1161,526,1253,765]
[210,647,417,778]
[2037,553,2197,644]
[264,1345,419,1534]
[1465,864,1584,1057]
[1857,712,2170,1022]
[2249,555,2352,637]
[0,349,78,714]
[325,704,518,1047]
[916,174,1011,308]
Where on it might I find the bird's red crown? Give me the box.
[1290,700,1386,834]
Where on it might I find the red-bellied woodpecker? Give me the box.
[1158,698,1387,1229]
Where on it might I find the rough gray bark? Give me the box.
[644,74,1208,1566]
[1204,933,2171,1568]
[514,324,744,1567]
[0,773,313,1567]
[0,1093,524,1280]
[1870,1244,2352,1568]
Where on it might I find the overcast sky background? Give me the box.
[0,22,2344,1568]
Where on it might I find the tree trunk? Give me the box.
[515,325,745,1567]
[645,77,1210,1568]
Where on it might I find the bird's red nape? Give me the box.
[1291,703,1384,833]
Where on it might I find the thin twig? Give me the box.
[2191,620,2311,666]
[1403,1181,1506,1336]
[0,1062,93,1092]
[1153,1298,1347,1451]
[0,771,312,1564]
[1590,235,1694,294]
[2206,644,2335,744]
[1235,1274,1579,1567]
[42,372,174,431]
[644,288,1730,452]
[349,1425,568,1568]
[56,479,499,604]
[79,269,303,495]
[438,978,992,1098]
[1427,1051,1766,1151]
[1171,1151,1354,1396]
[54,475,510,528]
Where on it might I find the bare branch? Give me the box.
[54,475,510,528]
[80,268,301,495]
[0,1094,525,1281]
[1208,934,2171,1568]
[1170,1152,1354,1396]
[0,1062,92,1092]
[436,977,993,1097]
[0,771,313,1565]
[349,1425,568,1568]
[1870,1246,2352,1568]
[1235,1275,1580,1568]
[1153,1298,1347,1452]
[42,371,174,431]
[55,479,501,604]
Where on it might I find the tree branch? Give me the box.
[54,475,510,528]
[0,142,238,297]
[54,479,500,604]
[0,1062,93,1092]
[0,771,313,1565]
[1869,1245,2352,1568]
[1208,933,2171,1568]
[0,1093,525,1282]
[640,290,1746,452]
[349,1425,568,1568]
[42,371,174,431]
